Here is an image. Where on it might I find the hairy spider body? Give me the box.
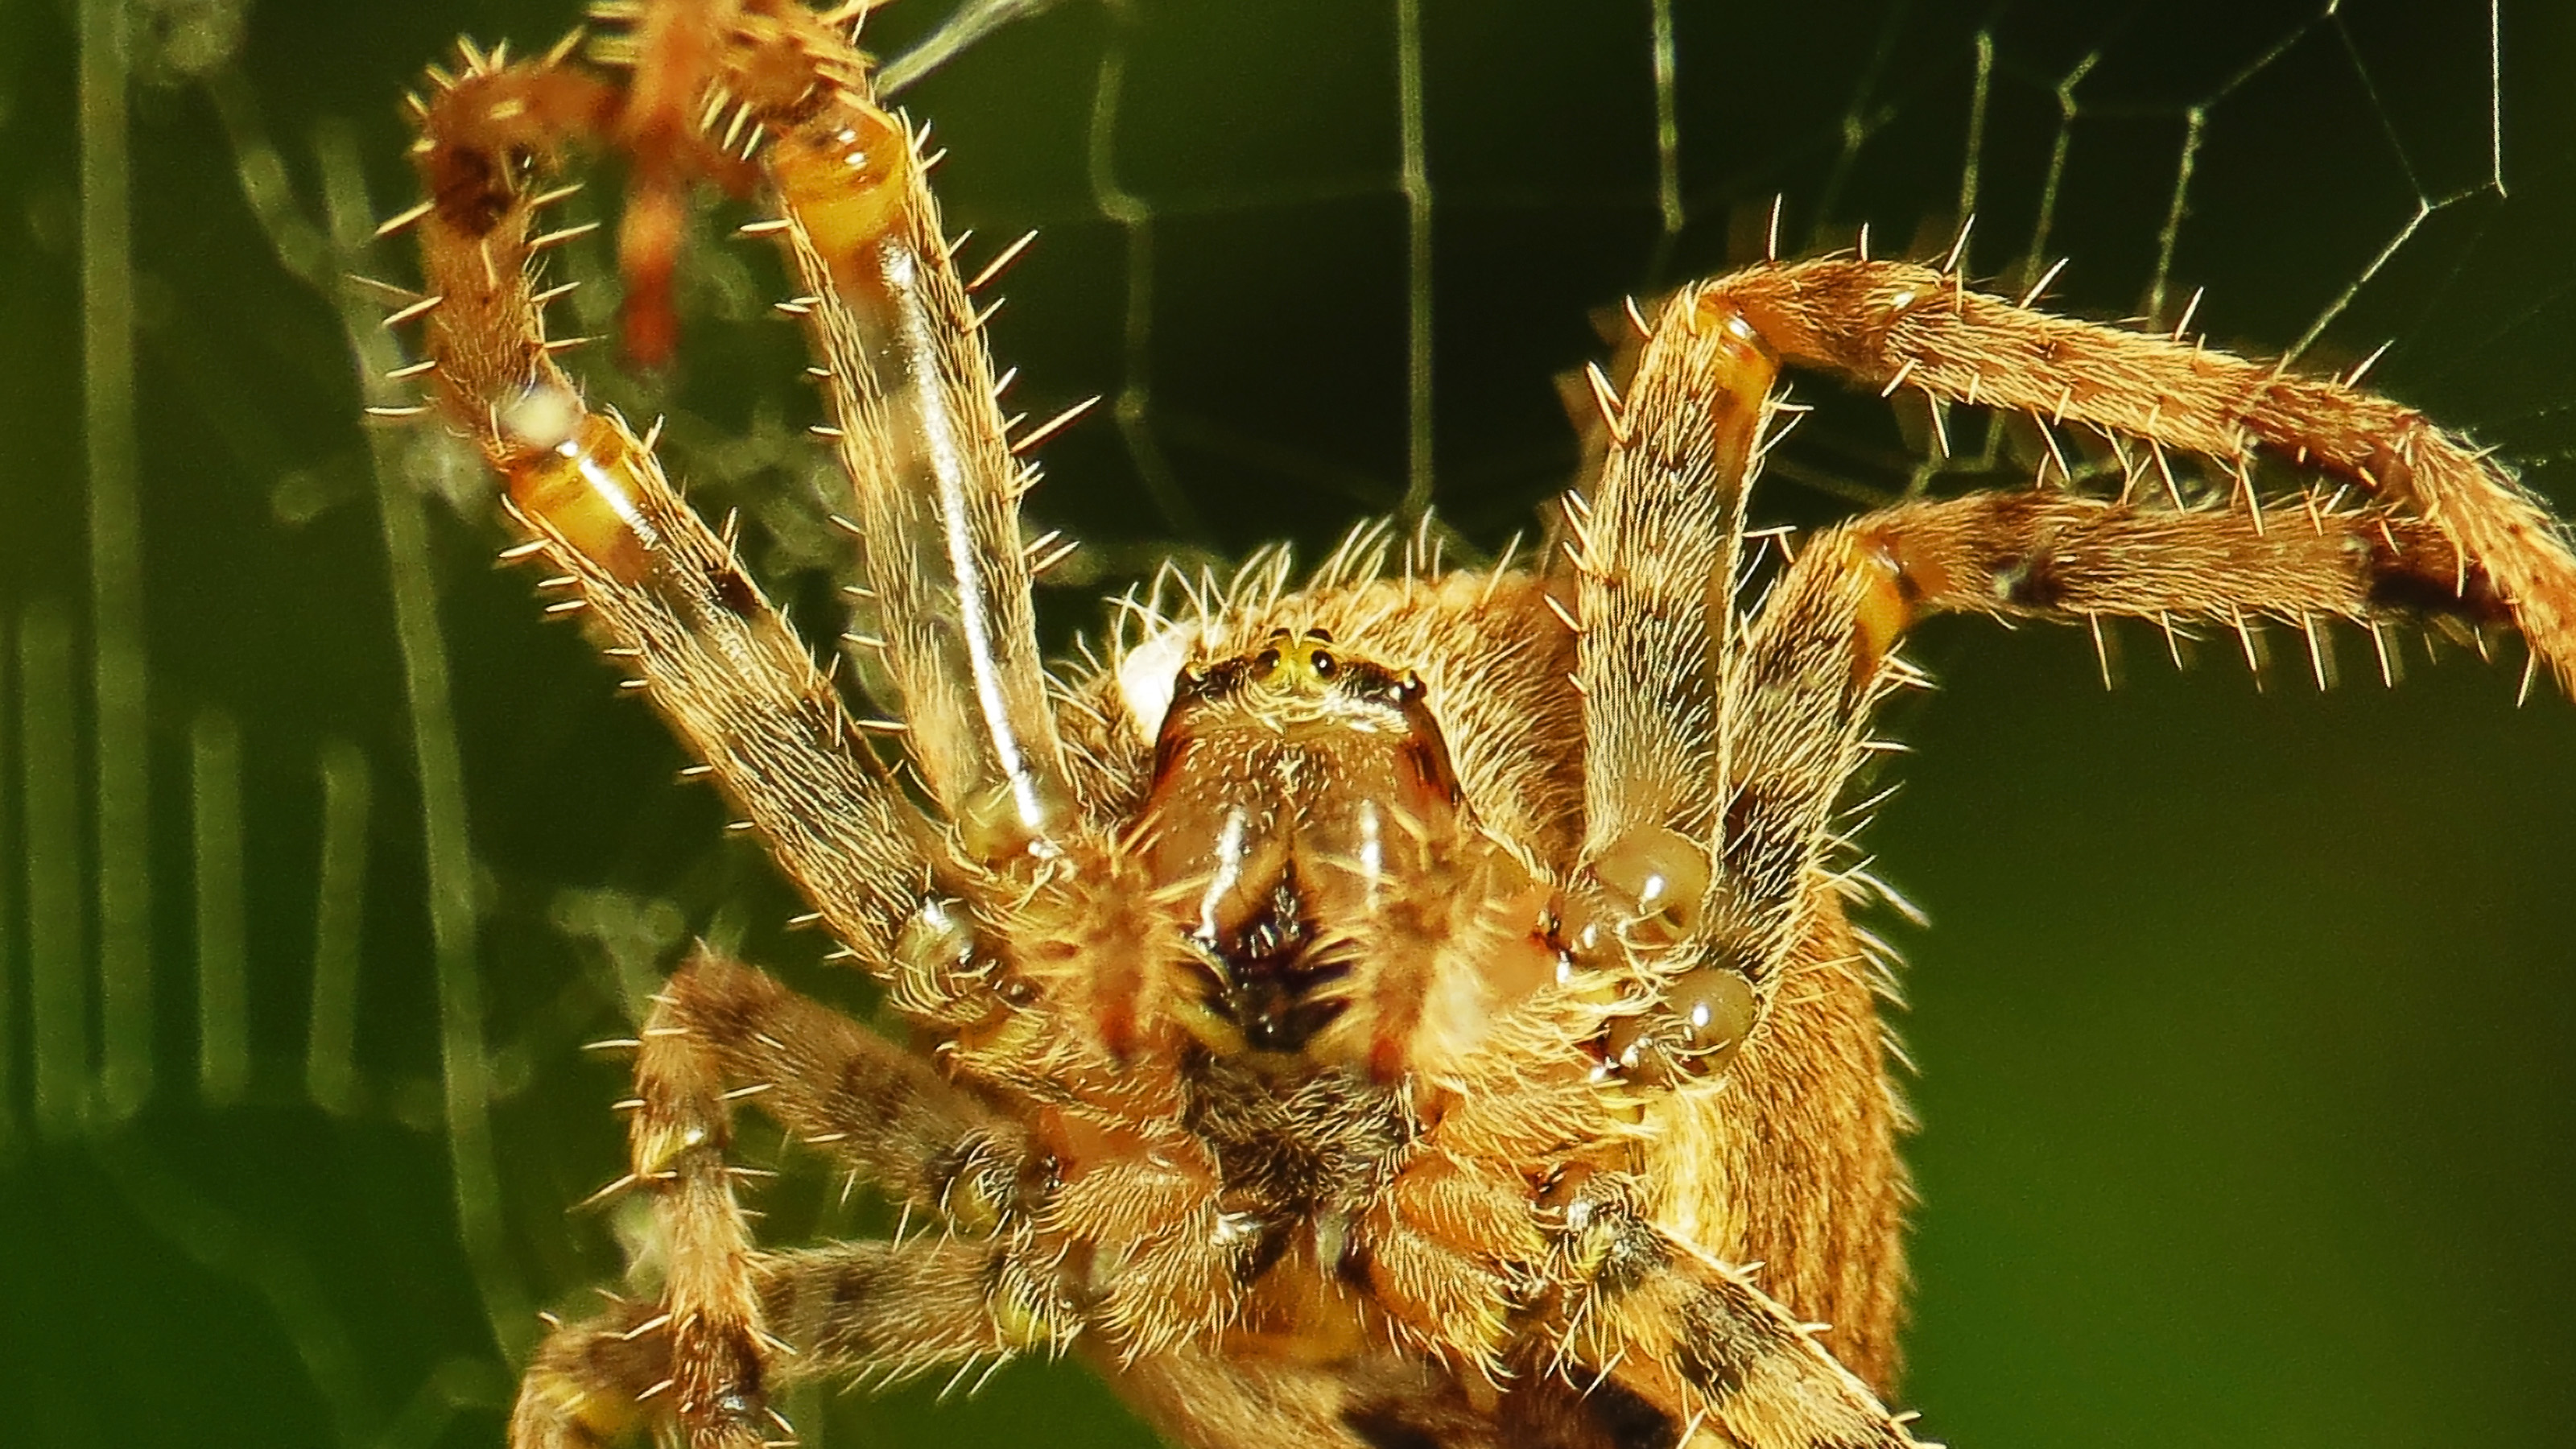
[377,4,2576,1447]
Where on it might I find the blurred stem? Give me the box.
[81,0,153,1126]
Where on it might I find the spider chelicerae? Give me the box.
[374,2,2576,1446]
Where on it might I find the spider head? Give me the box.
[1136,629,1480,1063]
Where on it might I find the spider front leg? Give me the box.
[1714,485,2520,993]
[398,45,939,980]
[1554,285,1915,1391]
[1565,283,1888,1081]
[718,0,1081,861]
[646,3,1202,1057]
[514,952,1070,1449]
[1713,256,2576,687]
[1565,288,1773,899]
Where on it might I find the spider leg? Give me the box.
[706,1,1080,861]
[1547,270,2545,1393]
[758,1235,1073,1391]
[1356,1148,1550,1382]
[400,47,933,979]
[1554,296,1912,1380]
[1565,287,1777,910]
[1670,489,2511,1135]
[576,952,786,1449]
[1716,490,2511,1033]
[1711,256,2576,687]
[1583,262,2556,1052]
[514,1236,1070,1449]
[641,954,1267,1373]
[646,952,1040,1228]
[1542,1174,1920,1449]
[1561,286,1863,1107]
[514,951,1074,1449]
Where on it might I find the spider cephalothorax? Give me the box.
[374,3,2576,1447]
[1141,626,1492,1063]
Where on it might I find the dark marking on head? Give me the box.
[1187,873,1354,1055]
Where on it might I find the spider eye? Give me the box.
[1309,649,1336,677]
[1254,647,1282,674]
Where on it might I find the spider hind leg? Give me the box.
[512,952,1074,1449]
[1543,1174,1921,1449]
[1712,256,2576,687]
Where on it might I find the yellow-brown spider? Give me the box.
[375,2,2576,1446]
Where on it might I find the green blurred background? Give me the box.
[2,0,2571,1445]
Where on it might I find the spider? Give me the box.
[374,2,2576,1447]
